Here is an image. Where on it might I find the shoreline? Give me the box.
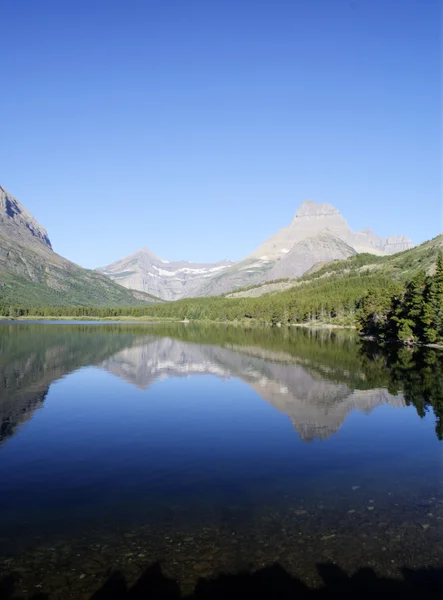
[1,317,441,346]
[1,315,356,329]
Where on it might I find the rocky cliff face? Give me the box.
[0,186,52,249]
[99,200,413,300]
[263,232,357,281]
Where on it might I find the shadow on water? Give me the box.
[1,562,442,600]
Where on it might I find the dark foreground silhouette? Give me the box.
[1,562,442,600]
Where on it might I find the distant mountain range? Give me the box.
[0,186,160,306]
[99,200,413,300]
[0,185,414,305]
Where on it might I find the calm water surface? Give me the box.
[0,323,441,598]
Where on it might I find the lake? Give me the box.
[0,322,441,599]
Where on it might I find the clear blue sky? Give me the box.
[2,0,441,268]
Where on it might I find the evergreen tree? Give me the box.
[392,270,426,343]
[357,284,401,338]
[422,252,443,343]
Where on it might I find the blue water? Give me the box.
[0,323,441,597]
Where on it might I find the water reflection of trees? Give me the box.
[359,343,443,440]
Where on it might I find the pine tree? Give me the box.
[433,252,443,339]
[357,284,401,338]
[422,252,443,343]
[393,270,426,343]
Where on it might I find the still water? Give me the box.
[0,323,441,598]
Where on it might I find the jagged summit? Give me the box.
[250,200,352,261]
[293,200,341,219]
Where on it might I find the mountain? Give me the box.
[248,201,411,260]
[98,248,234,302]
[99,200,413,300]
[0,186,161,307]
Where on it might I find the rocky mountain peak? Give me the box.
[139,246,160,259]
[0,185,52,249]
[293,200,341,220]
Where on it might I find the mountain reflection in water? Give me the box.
[100,338,406,442]
[1,323,441,444]
[0,323,441,599]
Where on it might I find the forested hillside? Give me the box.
[0,260,162,308]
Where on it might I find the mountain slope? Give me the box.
[253,232,357,280]
[0,186,161,307]
[99,200,412,300]
[227,234,443,299]
[0,186,52,249]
